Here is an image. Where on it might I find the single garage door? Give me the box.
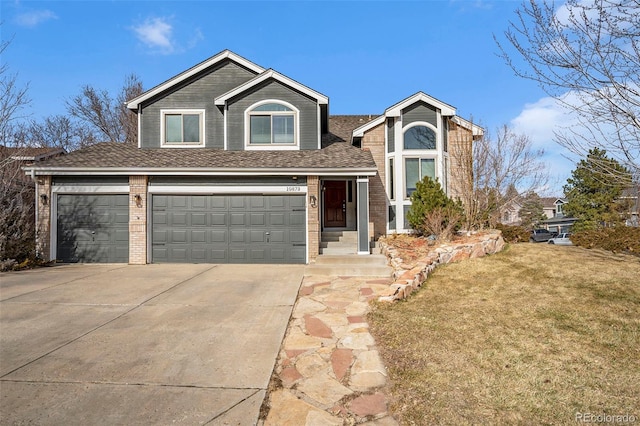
[152,194,306,264]
[56,194,129,263]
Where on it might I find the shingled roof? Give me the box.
[24,141,377,175]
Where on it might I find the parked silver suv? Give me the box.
[530,229,556,242]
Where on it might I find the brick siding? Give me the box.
[307,175,320,262]
[361,123,387,239]
[36,176,52,261]
[129,175,148,264]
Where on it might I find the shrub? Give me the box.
[571,226,640,256]
[406,177,463,240]
[495,223,530,243]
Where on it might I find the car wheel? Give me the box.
[548,240,554,244]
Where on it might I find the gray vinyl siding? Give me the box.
[226,80,319,151]
[387,118,395,153]
[139,60,257,149]
[402,101,437,128]
[357,180,369,253]
[442,117,449,152]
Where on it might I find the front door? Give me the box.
[323,181,346,228]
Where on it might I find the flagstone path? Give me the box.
[263,275,398,425]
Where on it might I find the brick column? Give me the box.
[307,175,320,263]
[129,175,148,264]
[361,123,387,239]
[36,175,52,261]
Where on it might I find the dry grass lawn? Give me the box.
[368,243,640,425]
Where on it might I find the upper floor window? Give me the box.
[404,124,436,150]
[246,101,298,149]
[161,110,204,147]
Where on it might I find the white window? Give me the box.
[405,157,436,198]
[161,110,204,147]
[404,124,436,150]
[245,101,299,150]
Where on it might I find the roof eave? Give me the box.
[24,166,377,177]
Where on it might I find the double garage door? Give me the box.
[56,193,306,264]
[151,194,306,264]
[56,194,129,263]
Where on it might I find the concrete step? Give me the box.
[319,241,358,249]
[321,231,358,243]
[314,254,389,265]
[319,247,358,255]
[306,254,393,277]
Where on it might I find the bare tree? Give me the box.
[0,38,30,145]
[20,115,97,151]
[449,122,549,229]
[66,74,143,145]
[497,0,640,181]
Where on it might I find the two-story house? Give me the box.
[24,50,480,265]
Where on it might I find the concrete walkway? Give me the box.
[264,275,398,425]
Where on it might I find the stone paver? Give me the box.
[264,275,398,425]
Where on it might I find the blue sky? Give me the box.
[2,0,576,193]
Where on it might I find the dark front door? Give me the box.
[323,181,346,228]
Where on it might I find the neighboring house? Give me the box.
[498,198,523,226]
[23,50,480,265]
[621,186,639,227]
[540,198,577,233]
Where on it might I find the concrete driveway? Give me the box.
[0,263,304,425]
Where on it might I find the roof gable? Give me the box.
[214,69,328,106]
[352,91,459,138]
[126,50,265,110]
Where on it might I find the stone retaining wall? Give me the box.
[377,231,506,302]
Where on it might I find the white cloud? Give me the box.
[15,9,58,28]
[132,17,175,54]
[511,95,579,194]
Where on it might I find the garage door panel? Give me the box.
[211,230,227,243]
[230,230,246,243]
[191,230,206,243]
[250,213,265,226]
[56,194,128,263]
[152,194,305,264]
[230,213,246,226]
[191,212,206,226]
[171,230,188,243]
[210,213,226,226]
[269,213,285,226]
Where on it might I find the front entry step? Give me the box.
[305,254,392,277]
[320,230,357,255]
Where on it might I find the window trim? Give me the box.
[403,156,437,199]
[244,99,300,151]
[402,121,438,151]
[160,109,205,148]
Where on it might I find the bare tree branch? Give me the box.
[496,0,640,181]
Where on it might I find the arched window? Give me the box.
[247,102,297,145]
[404,125,436,150]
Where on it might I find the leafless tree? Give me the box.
[497,0,640,181]
[0,38,30,145]
[19,115,97,151]
[449,122,549,229]
[66,74,143,144]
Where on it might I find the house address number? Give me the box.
[286,186,302,192]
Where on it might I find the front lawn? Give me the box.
[369,243,640,425]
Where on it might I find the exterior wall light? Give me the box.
[309,194,317,208]
[40,194,48,206]
[134,194,143,208]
